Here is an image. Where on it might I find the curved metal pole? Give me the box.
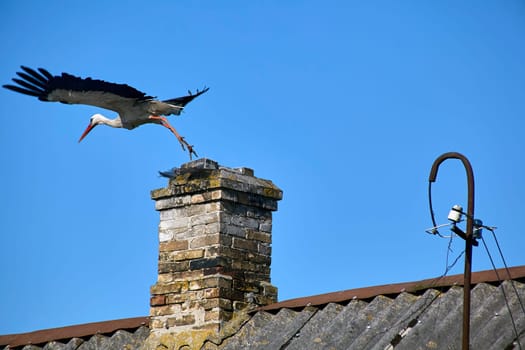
[429,152,475,350]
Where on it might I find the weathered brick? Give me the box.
[203,287,220,299]
[233,237,258,251]
[210,190,222,200]
[162,270,205,281]
[232,260,257,272]
[158,261,190,274]
[190,234,220,248]
[187,202,221,216]
[160,207,186,220]
[200,298,232,311]
[256,294,277,306]
[190,212,220,226]
[150,281,188,295]
[259,221,273,233]
[149,317,166,329]
[159,227,188,240]
[233,279,259,293]
[207,246,245,262]
[154,194,191,210]
[258,243,271,256]
[159,240,189,252]
[159,217,189,230]
[247,252,271,264]
[189,276,230,291]
[244,271,271,283]
[150,295,166,306]
[204,310,232,323]
[187,224,207,236]
[230,216,259,229]
[171,249,205,261]
[168,314,196,327]
[189,257,229,270]
[221,224,246,237]
[157,273,174,283]
[159,230,173,242]
[205,222,221,234]
[246,229,271,243]
[166,292,190,304]
[191,194,206,204]
[150,304,177,316]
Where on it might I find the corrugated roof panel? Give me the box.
[371,289,441,350]
[10,326,149,350]
[0,317,149,349]
[349,292,418,349]
[285,303,345,350]
[394,286,464,350]
[302,298,368,348]
[220,312,274,350]
[325,295,395,349]
[470,282,506,349]
[369,289,441,350]
[78,333,108,349]
[471,280,525,350]
[234,308,316,350]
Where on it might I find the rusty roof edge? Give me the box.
[2,266,525,346]
[0,316,149,348]
[258,265,525,312]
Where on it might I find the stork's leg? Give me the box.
[149,115,197,159]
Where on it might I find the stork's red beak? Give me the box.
[78,123,96,142]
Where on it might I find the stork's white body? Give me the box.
[47,89,184,129]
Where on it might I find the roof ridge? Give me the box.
[0,316,149,348]
[2,265,524,348]
[258,265,525,312]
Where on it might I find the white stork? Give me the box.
[3,66,209,159]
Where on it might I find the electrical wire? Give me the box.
[480,236,522,350]
[487,227,525,317]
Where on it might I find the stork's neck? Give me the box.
[92,113,122,128]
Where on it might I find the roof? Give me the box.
[2,266,524,349]
[0,317,149,350]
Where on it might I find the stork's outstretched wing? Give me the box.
[4,65,210,123]
[3,66,154,112]
[162,87,210,114]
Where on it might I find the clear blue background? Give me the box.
[1,1,524,334]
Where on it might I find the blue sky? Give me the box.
[1,1,524,335]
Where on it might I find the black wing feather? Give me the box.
[21,66,48,84]
[3,84,42,97]
[16,72,47,89]
[12,78,44,93]
[163,87,209,107]
[50,73,153,101]
[38,67,54,81]
[3,66,154,102]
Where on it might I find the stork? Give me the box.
[3,66,209,159]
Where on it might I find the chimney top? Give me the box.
[180,158,255,177]
[148,158,282,346]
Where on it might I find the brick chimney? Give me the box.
[147,159,282,346]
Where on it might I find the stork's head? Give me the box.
[78,114,103,142]
[78,114,108,142]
